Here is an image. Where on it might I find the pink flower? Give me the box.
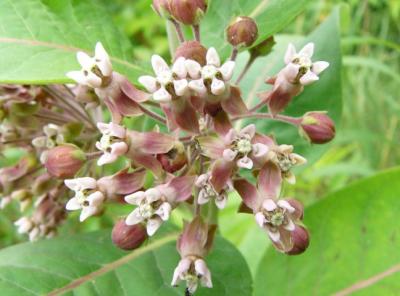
[195,173,232,209]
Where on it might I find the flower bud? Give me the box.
[174,41,208,66]
[169,0,207,25]
[226,16,258,47]
[152,0,172,19]
[44,145,86,179]
[112,220,148,250]
[300,112,335,144]
[157,142,188,173]
[286,226,310,255]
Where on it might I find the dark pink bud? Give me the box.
[174,41,208,66]
[226,16,258,47]
[169,0,207,25]
[157,142,188,173]
[112,220,148,250]
[286,226,310,255]
[44,145,86,179]
[152,0,172,18]
[300,112,335,144]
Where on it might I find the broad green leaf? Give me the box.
[202,0,312,57]
[236,9,342,162]
[0,0,148,84]
[0,230,252,296]
[254,167,400,296]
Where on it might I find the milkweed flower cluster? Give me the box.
[0,1,336,295]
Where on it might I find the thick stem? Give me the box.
[235,54,256,85]
[232,112,302,126]
[192,24,201,42]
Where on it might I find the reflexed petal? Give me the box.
[97,153,117,166]
[220,61,235,81]
[155,202,172,221]
[66,197,82,211]
[95,42,112,76]
[153,87,172,102]
[252,143,269,158]
[87,191,105,206]
[128,130,175,154]
[151,55,169,76]
[299,70,319,86]
[292,153,307,165]
[312,61,329,75]
[222,149,237,162]
[255,212,265,227]
[233,179,260,210]
[258,162,282,198]
[173,79,188,96]
[125,208,144,225]
[108,122,126,138]
[85,72,102,88]
[197,136,226,159]
[146,217,163,236]
[283,63,300,82]
[195,259,213,288]
[171,258,191,286]
[145,188,162,203]
[172,57,187,78]
[188,79,207,95]
[138,75,158,93]
[210,159,234,193]
[277,200,296,213]
[284,218,296,231]
[210,78,225,95]
[206,47,220,67]
[110,142,129,157]
[284,43,297,64]
[268,229,281,242]
[263,199,277,211]
[80,206,98,222]
[76,51,94,70]
[66,70,87,85]
[240,124,256,138]
[221,86,248,116]
[237,156,253,169]
[125,191,146,205]
[215,195,227,209]
[195,174,210,187]
[165,175,196,202]
[298,42,314,58]
[185,59,202,79]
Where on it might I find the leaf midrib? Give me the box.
[47,233,177,296]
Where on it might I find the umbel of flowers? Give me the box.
[0,1,335,295]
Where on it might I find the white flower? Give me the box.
[125,188,172,236]
[95,122,128,166]
[171,258,212,294]
[283,42,329,86]
[195,173,231,209]
[64,177,105,222]
[67,42,113,88]
[32,123,64,149]
[139,56,188,102]
[222,124,269,169]
[255,199,296,243]
[14,217,41,241]
[186,47,235,96]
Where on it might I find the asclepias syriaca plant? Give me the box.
[0,1,337,295]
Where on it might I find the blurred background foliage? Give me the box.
[1,0,399,251]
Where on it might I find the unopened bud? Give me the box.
[226,16,258,47]
[152,0,172,19]
[169,0,207,25]
[112,220,148,250]
[286,226,310,255]
[44,145,86,179]
[300,112,335,144]
[175,41,208,66]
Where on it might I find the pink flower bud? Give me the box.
[44,145,86,179]
[226,16,258,47]
[112,220,148,250]
[286,225,310,255]
[169,0,207,25]
[300,112,335,144]
[174,41,208,66]
[152,0,172,19]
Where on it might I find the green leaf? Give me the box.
[202,0,312,57]
[254,167,400,296]
[0,0,148,84]
[0,230,252,296]
[236,9,342,162]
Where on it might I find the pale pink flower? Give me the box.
[195,173,232,209]
[95,122,128,166]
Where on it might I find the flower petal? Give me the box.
[66,197,81,210]
[215,195,227,209]
[252,143,269,158]
[173,79,188,96]
[87,191,105,207]
[77,51,94,70]
[284,218,296,231]
[277,200,296,213]
[298,42,314,58]
[97,153,118,166]
[125,191,146,205]
[233,179,260,210]
[138,75,158,93]
[211,78,225,95]
[197,136,226,159]
[66,71,87,85]
[210,159,234,193]
[195,174,210,187]
[284,43,297,64]
[80,206,98,222]
[188,79,207,95]
[146,217,163,236]
[300,70,319,85]
[151,55,169,76]
[185,59,202,79]
[171,258,191,286]
[198,189,210,205]
[95,42,112,76]
[222,149,237,162]
[153,87,172,102]
[172,57,187,78]
[240,124,256,138]
[195,259,213,288]
[221,86,248,116]
[220,61,235,81]
[268,229,281,242]
[255,212,265,227]
[263,199,277,211]
[258,161,282,199]
[125,208,144,225]
[237,156,253,169]
[155,202,172,221]
[312,61,329,75]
